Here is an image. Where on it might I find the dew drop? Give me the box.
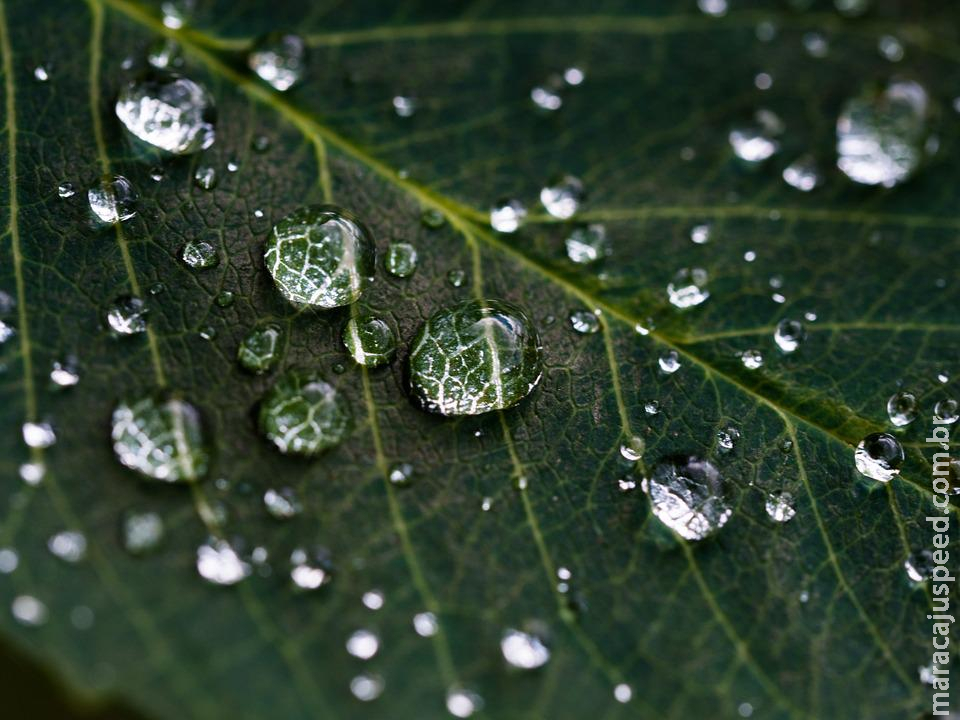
[698,0,728,16]
[181,240,218,269]
[854,432,904,482]
[421,208,445,229]
[259,370,351,455]
[413,611,438,637]
[644,400,660,415]
[22,421,56,449]
[620,436,644,462]
[0,548,18,574]
[729,110,782,163]
[774,318,805,353]
[290,547,332,590]
[614,684,633,703]
[19,461,45,485]
[388,462,414,486]
[740,349,764,370]
[569,310,599,334]
[565,224,609,264]
[215,290,234,308]
[50,359,80,388]
[263,487,302,519]
[350,673,384,702]
[385,241,418,278]
[115,72,215,155]
[886,390,918,427]
[47,530,87,563]
[667,267,710,308]
[540,174,584,220]
[12,595,47,627]
[904,549,933,583]
[690,224,711,245]
[57,182,75,198]
[342,315,397,368]
[161,0,195,28]
[237,323,284,375]
[446,686,483,718]
[33,65,49,82]
[392,95,417,117]
[782,155,822,192]
[193,165,217,190]
[878,35,904,62]
[362,590,384,610]
[346,629,380,660]
[803,32,829,58]
[106,295,147,335]
[658,350,681,375]
[122,511,165,555]
[934,399,958,424]
[717,427,739,452]
[765,491,796,523]
[197,539,251,585]
[265,205,376,308]
[248,33,306,92]
[643,456,731,540]
[147,38,183,69]
[447,269,466,288]
[501,627,551,669]
[490,198,527,233]
[835,0,870,17]
[531,85,562,111]
[88,175,138,224]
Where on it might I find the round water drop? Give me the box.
[854,432,904,482]
[181,240,218,269]
[934,398,958,424]
[346,629,380,660]
[501,627,550,669]
[342,315,397,368]
[904,549,933,583]
[0,548,18,574]
[447,269,466,288]
[193,165,217,190]
[643,456,731,540]
[392,95,417,117]
[446,686,483,718]
[774,318,805,353]
[48,530,86,563]
[122,511,165,555]
[259,370,350,456]
[413,611,438,637]
[836,79,930,187]
[565,224,609,264]
[57,182,75,198]
[765,491,796,522]
[290,547,332,590]
[540,174,584,220]
[161,0,195,28]
[88,175,138,224]
[115,72,215,155]
[620,436,644,462]
[690,224,710,244]
[265,205,376,308]
[569,310,599,334]
[740,349,764,370]
[263,487,301,519]
[106,295,147,335]
[490,198,527,233]
[350,673,384,702]
[421,208,445,229]
[385,241,418,277]
[782,155,822,192]
[729,110,782,163]
[197,539,250,585]
[388,462,414,486]
[659,350,681,374]
[247,32,306,92]
[886,390,918,427]
[614,684,633,703]
[12,595,47,627]
[667,267,710,308]
[803,32,829,58]
[408,299,542,416]
[33,65,49,82]
[645,400,660,415]
[216,290,234,308]
[50,359,80,387]
[237,324,284,375]
[147,38,183,69]
[111,394,209,482]
[362,590,384,610]
[835,0,869,17]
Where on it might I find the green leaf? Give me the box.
[0,1,957,719]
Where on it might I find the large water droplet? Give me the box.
[408,299,542,416]
[501,627,551,669]
[115,72,215,155]
[565,224,609,264]
[658,350,681,374]
[122,511,165,554]
[836,79,929,187]
[248,33,306,92]
[343,315,397,368]
[265,205,376,308]
[774,318,805,353]
[540,174,584,219]
[854,432,904,482]
[259,370,351,455]
[237,323,284,375]
[667,267,710,308]
[887,390,918,427]
[490,199,527,233]
[88,175,138,224]
[197,538,250,585]
[111,395,209,482]
[385,241,418,278]
[643,456,731,540]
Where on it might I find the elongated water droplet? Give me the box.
[408,299,542,416]
[48,530,86,563]
[122,511,165,554]
[385,241,418,277]
[265,205,376,308]
[248,33,306,92]
[181,240,218,269]
[643,456,731,540]
[765,491,796,522]
[197,539,250,585]
[346,629,380,660]
[667,267,709,308]
[112,395,209,482]
[774,318,805,353]
[569,310,599,334]
[565,224,609,264]
[237,323,284,374]
[540,174,584,220]
[501,626,551,669]
[490,198,527,233]
[263,487,302,519]
[342,315,397,368]
[887,390,918,427]
[115,72,215,155]
[259,370,350,455]
[88,175,138,224]
[854,432,904,482]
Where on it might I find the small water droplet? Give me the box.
[421,208,445,229]
[47,530,86,563]
[88,175,138,224]
[259,370,350,455]
[501,627,551,669]
[934,399,958,424]
[342,315,397,368]
[531,85,562,111]
[740,349,764,370]
[388,462,414,486]
[57,182,75,198]
[122,511,165,554]
[887,390,918,427]
[614,683,633,703]
[413,611,438,637]
[350,672,384,702]
[12,595,47,626]
[659,351,681,374]
[147,37,183,69]
[112,395,209,482]
[569,310,599,334]
[564,67,584,85]
[346,629,380,660]
[878,35,904,62]
[667,267,710,308]
[690,224,711,245]
[392,95,417,117]
[904,549,933,583]
[33,65,49,82]
[115,71,215,155]
[0,548,19,574]
[197,538,251,585]
[362,590,384,610]
[252,134,271,152]
[835,0,870,16]
[50,359,80,387]
[644,400,660,415]
[263,487,302,519]
[765,491,796,522]
[717,427,740,452]
[643,456,731,540]
[193,165,217,190]
[70,605,95,631]
[22,421,56,448]
[248,33,306,92]
[729,110,782,162]
[237,323,284,374]
[565,224,609,264]
[149,282,166,295]
[738,702,755,718]
[385,241,418,278]
[447,269,466,288]
[754,72,773,91]
[490,198,527,233]
[540,174,584,220]
[199,323,216,339]
[290,547,332,589]
[480,496,493,511]
[181,240,218,269]
[854,432,904,482]
[774,318,805,353]
[106,295,147,335]
[620,436,644,462]
[161,0,195,28]
[215,290,235,308]
[782,155,822,192]
[698,0,728,16]
[446,686,483,717]
[19,461,45,485]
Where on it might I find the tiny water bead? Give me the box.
[836,79,930,187]
[247,32,306,92]
[565,224,610,264]
[446,686,483,718]
[57,182,75,198]
[342,315,397,368]
[782,155,822,192]
[265,205,376,308]
[88,175,138,224]
[263,487,302,519]
[887,390,918,427]
[111,395,210,482]
[774,318,805,353]
[193,165,217,190]
[48,530,87,563]
[259,370,351,456]
[388,462,414,486]
[147,37,184,70]
[346,629,380,660]
[197,539,251,585]
[540,174,584,219]
[421,208,445,229]
[408,299,543,416]
[447,269,466,288]
[181,240,218,269]
[854,432,904,482]
[115,72,216,155]
[490,198,527,233]
[290,547,332,590]
[501,627,551,669]
[740,349,764,370]
[904,549,934,583]
[237,324,284,374]
[106,295,148,335]
[385,241,418,278]
[643,456,731,541]
[934,398,958,424]
[729,109,782,163]
[568,310,599,334]
[667,267,710,308]
[122,511,165,554]
[658,350,681,374]
[765,491,797,523]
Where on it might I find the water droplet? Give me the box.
[644,400,660,415]
[112,395,209,482]
[698,0,728,16]
[385,241,418,278]
[774,318,805,353]
[501,627,551,669]
[802,32,829,58]
[413,611,438,637]
[729,110,782,162]
[835,0,870,17]
[447,269,466,288]
[643,456,732,540]
[346,629,380,660]
[388,462,414,486]
[161,0,195,28]
[19,461,45,485]
[12,595,47,626]
[904,549,933,583]
[122,511,165,554]
[149,282,166,295]
[408,299,543,416]
[22,421,56,448]
[237,323,284,375]
[717,427,740,452]
[690,224,711,245]
[480,496,493,511]
[531,85,562,111]
[740,349,764,370]
[290,547,332,589]
[181,240,218,269]
[934,399,958,424]
[342,315,397,368]
[421,208,445,229]
[197,538,251,585]
[658,350,681,374]
[33,65,49,82]
[754,72,773,91]
[88,175,138,224]
[490,198,527,233]
[226,160,239,173]
[265,205,376,308]
[782,155,822,192]
[263,487,302,519]
[738,702,755,718]
[614,684,633,703]
[569,310,599,334]
[877,35,904,62]
[215,290,234,308]
[446,686,483,717]
[50,359,80,387]
[252,134,271,152]
[362,590,384,610]
[565,224,609,264]
[47,530,87,563]
[115,72,215,155]
[620,436,644,462]
[106,295,147,335]
[854,432,904,482]
[837,79,929,187]
[193,165,217,190]
[886,390,918,427]
[248,33,306,92]
[57,181,75,198]
[350,673,384,702]
[765,491,796,522]
[199,326,216,341]
[259,370,351,455]
[540,174,584,220]
[0,548,19,574]
[147,38,183,69]
[392,95,417,117]
[667,267,710,308]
